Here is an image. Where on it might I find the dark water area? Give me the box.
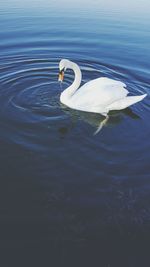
[0,1,150,266]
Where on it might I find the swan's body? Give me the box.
[59,59,147,116]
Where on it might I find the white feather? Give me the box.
[59,59,147,115]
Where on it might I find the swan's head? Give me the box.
[58,59,72,82]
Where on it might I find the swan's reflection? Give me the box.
[59,104,141,137]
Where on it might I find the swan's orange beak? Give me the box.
[58,70,64,82]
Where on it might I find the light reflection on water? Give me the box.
[0,1,150,265]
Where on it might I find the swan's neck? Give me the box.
[60,62,82,104]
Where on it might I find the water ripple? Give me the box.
[0,54,149,180]
[0,6,150,249]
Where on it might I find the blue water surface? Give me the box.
[0,1,150,266]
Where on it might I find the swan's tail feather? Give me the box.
[108,94,147,111]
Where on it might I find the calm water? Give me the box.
[0,1,150,266]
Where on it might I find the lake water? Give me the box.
[0,1,150,266]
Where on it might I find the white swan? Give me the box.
[58,59,147,117]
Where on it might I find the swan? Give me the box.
[58,59,147,129]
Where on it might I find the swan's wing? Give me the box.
[71,77,129,112]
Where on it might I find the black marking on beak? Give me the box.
[59,67,65,74]
[58,68,65,82]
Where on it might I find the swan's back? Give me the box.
[70,77,128,113]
